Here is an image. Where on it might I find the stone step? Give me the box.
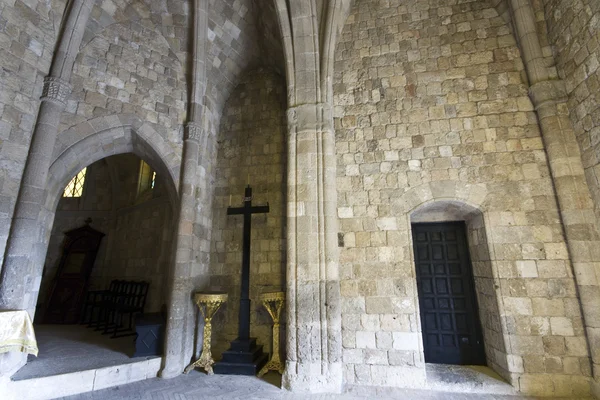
[2,357,161,400]
[424,364,517,395]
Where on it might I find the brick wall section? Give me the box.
[334,0,590,394]
[543,0,600,224]
[0,0,67,270]
[210,69,287,357]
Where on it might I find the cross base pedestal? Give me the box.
[213,338,268,375]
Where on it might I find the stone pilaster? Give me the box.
[161,122,201,378]
[0,0,92,378]
[530,80,600,391]
[508,0,600,392]
[160,0,211,378]
[0,0,93,313]
[282,103,342,393]
[0,76,72,313]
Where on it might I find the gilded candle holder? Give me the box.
[184,292,228,375]
[257,291,285,377]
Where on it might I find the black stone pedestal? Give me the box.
[213,338,268,375]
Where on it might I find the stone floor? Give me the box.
[12,324,156,380]
[5,325,588,400]
[59,371,579,400]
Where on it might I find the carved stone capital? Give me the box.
[287,103,333,134]
[41,77,72,105]
[184,122,202,142]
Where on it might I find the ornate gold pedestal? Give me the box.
[184,292,228,375]
[257,291,285,377]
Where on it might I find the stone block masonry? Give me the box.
[544,0,600,223]
[334,0,590,396]
[0,0,68,271]
[210,69,287,358]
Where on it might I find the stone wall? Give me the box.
[0,0,67,271]
[210,69,287,357]
[58,18,186,143]
[333,0,590,396]
[38,153,174,321]
[543,0,600,223]
[111,197,172,313]
[37,158,112,319]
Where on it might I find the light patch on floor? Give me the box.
[11,324,157,380]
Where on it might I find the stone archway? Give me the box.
[1,114,182,376]
[48,115,180,211]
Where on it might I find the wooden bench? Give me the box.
[81,280,149,338]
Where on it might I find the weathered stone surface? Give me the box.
[333,0,590,395]
[209,68,287,356]
[1,0,600,398]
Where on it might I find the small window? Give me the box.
[63,167,87,198]
[137,160,156,196]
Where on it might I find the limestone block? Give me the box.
[503,297,533,315]
[392,332,420,351]
[356,331,377,349]
[516,260,538,278]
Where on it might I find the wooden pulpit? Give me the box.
[43,223,105,324]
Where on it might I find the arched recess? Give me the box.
[29,114,182,321]
[400,183,510,382]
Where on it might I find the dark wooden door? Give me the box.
[412,222,485,365]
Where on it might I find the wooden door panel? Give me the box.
[412,222,486,366]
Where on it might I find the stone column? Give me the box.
[161,123,201,378]
[282,102,342,393]
[160,0,209,378]
[509,0,600,392]
[0,0,93,314]
[0,0,92,377]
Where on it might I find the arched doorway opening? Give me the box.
[14,152,176,379]
[10,117,181,381]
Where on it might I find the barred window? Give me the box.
[63,168,87,198]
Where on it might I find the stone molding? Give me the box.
[287,103,334,134]
[41,77,72,105]
[529,80,568,109]
[184,122,202,142]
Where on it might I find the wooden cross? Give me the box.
[227,185,269,341]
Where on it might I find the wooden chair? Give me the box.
[80,279,121,326]
[103,281,150,338]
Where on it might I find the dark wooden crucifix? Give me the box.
[213,185,270,375]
